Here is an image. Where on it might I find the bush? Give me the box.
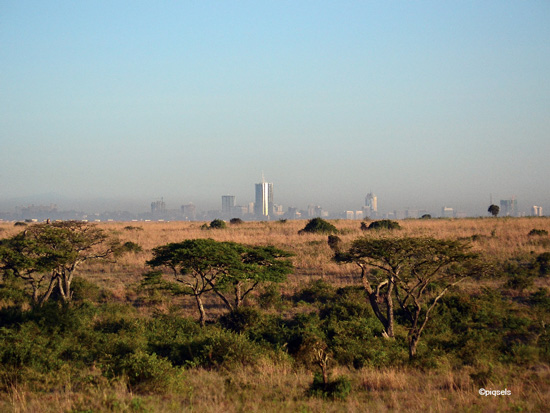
[308,372,352,400]
[209,219,227,229]
[327,235,342,252]
[121,241,143,254]
[298,218,338,235]
[367,220,401,230]
[294,279,336,304]
[117,350,184,394]
[536,252,550,276]
[528,229,548,237]
[229,218,243,225]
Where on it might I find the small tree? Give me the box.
[488,204,500,217]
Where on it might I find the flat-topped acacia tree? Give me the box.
[335,236,478,358]
[147,239,293,326]
[0,221,122,306]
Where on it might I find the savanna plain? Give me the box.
[1,217,549,412]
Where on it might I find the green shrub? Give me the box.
[308,372,352,400]
[257,283,283,310]
[121,241,143,254]
[528,229,548,237]
[536,252,550,276]
[298,218,338,235]
[367,220,401,230]
[117,350,183,394]
[209,219,227,229]
[229,218,243,225]
[293,279,336,304]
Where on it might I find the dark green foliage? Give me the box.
[117,350,182,393]
[327,235,342,252]
[147,239,293,324]
[294,279,336,304]
[0,221,121,306]
[298,218,338,235]
[121,241,143,254]
[528,229,548,237]
[229,218,243,225]
[360,222,368,231]
[14,222,27,227]
[421,214,432,219]
[536,252,550,276]
[256,283,283,310]
[209,219,227,229]
[367,220,401,230]
[308,373,352,400]
[488,204,500,217]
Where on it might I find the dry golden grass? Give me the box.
[2,217,550,304]
[2,362,548,412]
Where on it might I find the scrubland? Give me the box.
[1,217,549,412]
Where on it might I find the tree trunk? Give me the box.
[195,294,206,327]
[409,335,419,359]
[235,282,242,308]
[386,280,395,338]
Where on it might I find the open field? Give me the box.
[1,217,549,412]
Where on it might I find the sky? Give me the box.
[1,1,549,216]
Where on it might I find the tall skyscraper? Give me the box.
[364,192,378,218]
[221,195,236,213]
[365,193,377,212]
[255,175,273,218]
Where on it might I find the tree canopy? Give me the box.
[0,221,122,306]
[147,239,293,325]
[335,236,478,358]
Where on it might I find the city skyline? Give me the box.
[1,2,549,216]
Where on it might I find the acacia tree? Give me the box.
[146,239,292,326]
[0,221,122,306]
[335,237,478,358]
[214,244,293,310]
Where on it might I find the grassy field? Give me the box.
[1,217,549,412]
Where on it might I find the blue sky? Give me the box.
[1,1,549,215]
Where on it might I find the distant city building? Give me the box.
[365,192,377,212]
[307,205,323,218]
[532,205,543,217]
[221,195,236,213]
[254,175,274,218]
[441,207,454,218]
[151,198,166,214]
[273,204,284,217]
[345,211,355,220]
[500,197,518,217]
[286,207,300,220]
[181,203,196,220]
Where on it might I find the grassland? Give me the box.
[1,217,549,412]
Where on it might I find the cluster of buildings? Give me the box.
[0,176,545,222]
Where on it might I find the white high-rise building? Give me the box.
[254,175,273,218]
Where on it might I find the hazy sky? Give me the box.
[1,1,549,215]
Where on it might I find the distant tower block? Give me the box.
[364,192,378,218]
[255,174,273,218]
[222,195,236,213]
